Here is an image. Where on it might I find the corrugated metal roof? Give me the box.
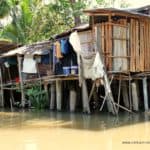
[83,7,150,18]
[0,40,20,54]
[132,5,150,12]
[0,40,51,57]
[54,23,90,39]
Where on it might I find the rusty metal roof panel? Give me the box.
[83,8,150,19]
[0,40,51,57]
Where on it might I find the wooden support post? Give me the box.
[128,74,132,110]
[117,77,122,112]
[50,82,55,110]
[131,81,139,111]
[69,89,77,112]
[0,67,4,107]
[56,80,62,111]
[7,67,14,110]
[104,75,117,115]
[17,56,25,107]
[122,81,130,109]
[142,77,149,111]
[96,25,117,115]
[82,79,90,114]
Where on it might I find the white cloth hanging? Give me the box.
[22,55,37,73]
[81,52,104,80]
[92,52,104,80]
[69,31,82,54]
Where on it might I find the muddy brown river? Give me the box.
[0,110,150,150]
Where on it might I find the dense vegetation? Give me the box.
[0,0,129,44]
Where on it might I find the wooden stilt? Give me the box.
[69,89,77,112]
[7,67,14,110]
[128,74,132,110]
[50,82,55,110]
[117,77,122,112]
[56,80,62,111]
[104,75,117,115]
[142,77,149,111]
[131,81,139,111]
[88,81,96,102]
[122,81,130,108]
[99,75,114,111]
[82,79,90,114]
[106,96,114,113]
[0,67,4,107]
[17,56,25,107]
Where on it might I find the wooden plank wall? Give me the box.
[94,23,113,70]
[113,25,128,71]
[95,19,129,72]
[130,18,150,72]
[93,17,150,73]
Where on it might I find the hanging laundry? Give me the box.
[41,54,50,64]
[92,52,104,80]
[22,55,37,73]
[69,31,82,54]
[61,39,69,54]
[6,57,17,65]
[54,41,63,58]
[79,52,104,82]
[81,54,95,79]
[35,56,41,63]
[69,31,82,82]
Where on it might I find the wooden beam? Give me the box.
[17,55,25,107]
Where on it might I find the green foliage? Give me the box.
[26,83,48,109]
[0,0,10,18]
[0,0,33,44]
[0,0,130,45]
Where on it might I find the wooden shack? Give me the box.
[51,8,150,114]
[82,8,150,113]
[0,40,52,108]
[83,8,150,73]
[0,8,149,115]
[0,40,19,107]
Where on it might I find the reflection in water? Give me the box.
[0,110,150,150]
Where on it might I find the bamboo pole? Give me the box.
[17,55,25,107]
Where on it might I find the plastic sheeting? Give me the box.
[22,55,37,73]
[81,52,104,80]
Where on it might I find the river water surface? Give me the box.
[0,110,150,150]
